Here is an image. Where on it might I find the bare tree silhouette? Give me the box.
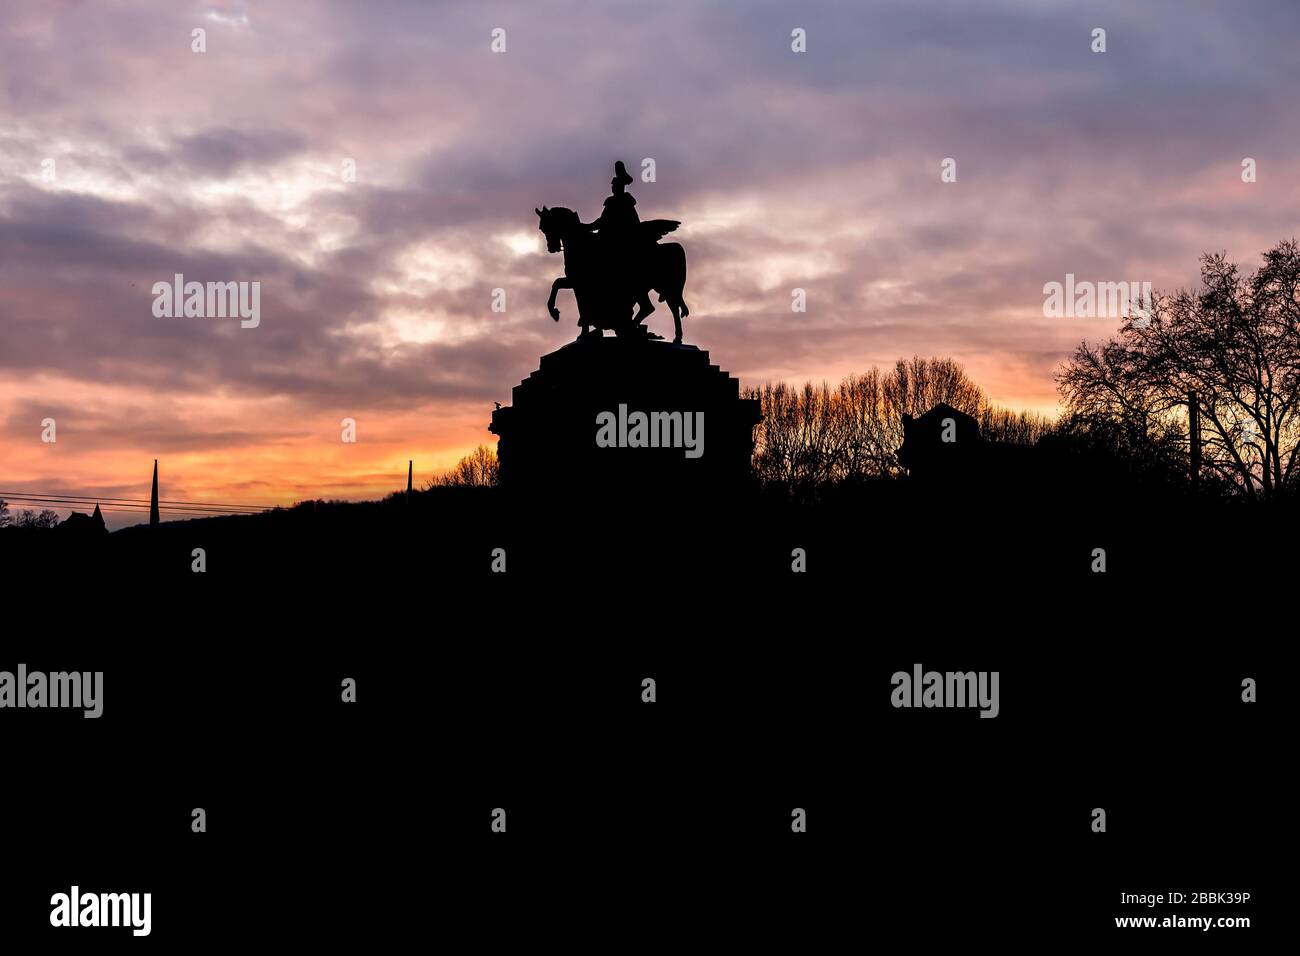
[11,509,61,529]
[1059,239,1300,499]
[434,445,500,488]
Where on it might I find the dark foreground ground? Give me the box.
[0,479,1284,947]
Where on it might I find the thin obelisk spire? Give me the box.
[150,459,160,527]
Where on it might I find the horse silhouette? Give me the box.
[536,205,689,343]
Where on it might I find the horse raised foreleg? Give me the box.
[548,277,572,322]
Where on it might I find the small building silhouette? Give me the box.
[55,502,108,537]
[897,402,983,480]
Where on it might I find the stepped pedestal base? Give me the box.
[490,336,760,499]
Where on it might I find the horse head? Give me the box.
[535,205,579,254]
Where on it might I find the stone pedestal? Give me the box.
[490,336,760,498]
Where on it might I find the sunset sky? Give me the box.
[3,0,1299,527]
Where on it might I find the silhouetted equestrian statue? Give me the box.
[496,165,757,501]
[537,160,691,343]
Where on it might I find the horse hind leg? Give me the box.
[632,293,655,326]
[665,288,688,343]
[665,277,686,321]
[656,292,687,314]
[661,298,681,344]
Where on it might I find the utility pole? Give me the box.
[407,460,413,505]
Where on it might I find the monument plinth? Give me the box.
[490,336,760,497]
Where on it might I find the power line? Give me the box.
[0,494,274,515]
[0,494,269,515]
[2,505,252,519]
[0,496,264,515]
[3,497,241,511]
[3,507,260,521]
[0,495,270,518]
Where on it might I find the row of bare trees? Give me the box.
[1058,239,1300,500]
[0,500,61,529]
[744,356,1054,492]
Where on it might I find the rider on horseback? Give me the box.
[536,161,691,343]
[589,161,640,239]
[584,161,680,338]
[584,162,643,334]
